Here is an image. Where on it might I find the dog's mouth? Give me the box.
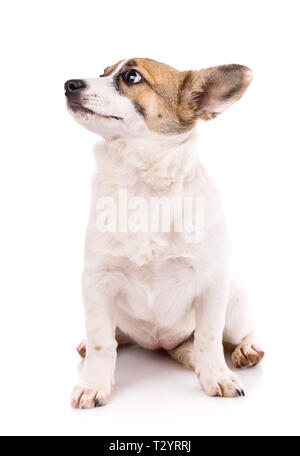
[68,101,123,121]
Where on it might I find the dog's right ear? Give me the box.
[179,64,253,122]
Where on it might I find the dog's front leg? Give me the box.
[194,273,244,398]
[71,271,117,409]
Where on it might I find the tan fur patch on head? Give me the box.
[115,58,188,134]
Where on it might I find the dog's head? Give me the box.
[65,58,252,139]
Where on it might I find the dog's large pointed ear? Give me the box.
[179,64,253,122]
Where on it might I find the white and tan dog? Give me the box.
[65,58,264,409]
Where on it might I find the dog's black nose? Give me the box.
[64,79,86,96]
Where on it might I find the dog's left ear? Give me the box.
[179,64,253,122]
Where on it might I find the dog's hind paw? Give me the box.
[232,344,264,369]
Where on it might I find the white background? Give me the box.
[0,0,299,437]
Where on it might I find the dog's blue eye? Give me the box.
[123,70,142,85]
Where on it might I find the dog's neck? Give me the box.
[96,128,200,193]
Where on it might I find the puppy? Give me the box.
[65,58,264,409]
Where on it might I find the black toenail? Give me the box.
[236,389,242,396]
[95,399,100,407]
[241,389,246,397]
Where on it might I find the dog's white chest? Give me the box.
[114,257,201,349]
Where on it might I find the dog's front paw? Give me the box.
[71,382,113,409]
[197,368,245,398]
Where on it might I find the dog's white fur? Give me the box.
[67,60,264,408]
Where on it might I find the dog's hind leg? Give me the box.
[77,327,133,359]
[168,336,195,370]
[223,280,264,369]
[168,282,264,372]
